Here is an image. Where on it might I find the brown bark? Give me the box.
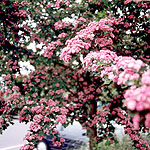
[87,101,97,150]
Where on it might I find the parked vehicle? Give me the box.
[36,122,89,150]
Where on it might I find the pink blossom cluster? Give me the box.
[116,56,144,72]
[29,122,42,132]
[3,74,11,81]
[78,17,87,22]
[83,49,145,85]
[0,116,4,125]
[33,114,43,123]
[54,20,64,30]
[76,19,114,39]
[55,0,70,8]
[20,1,30,6]
[115,56,145,85]
[124,0,141,4]
[138,2,149,8]
[12,85,20,92]
[124,69,150,121]
[58,33,68,38]
[95,38,113,48]
[54,20,71,30]
[48,99,60,107]
[13,1,30,7]
[24,132,36,141]
[52,137,65,147]
[60,18,119,62]
[60,107,68,115]
[20,98,68,149]
[71,17,87,30]
[113,108,150,149]
[132,114,140,129]
[14,10,27,18]
[2,87,12,96]
[88,53,144,85]
[134,0,142,3]
[124,85,150,112]
[9,93,23,105]
[83,50,117,72]
[117,69,140,85]
[20,144,34,150]
[124,0,132,4]
[30,105,45,114]
[42,40,61,58]
[141,69,150,85]
[88,110,109,128]
[60,38,91,62]
[56,115,66,124]
[46,3,53,8]
[145,113,150,128]
[43,116,51,123]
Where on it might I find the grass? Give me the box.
[95,136,134,150]
[79,133,150,150]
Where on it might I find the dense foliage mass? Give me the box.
[0,0,150,149]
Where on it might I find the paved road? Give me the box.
[0,120,30,150]
[0,119,124,150]
[0,120,89,150]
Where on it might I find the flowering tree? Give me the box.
[0,0,150,150]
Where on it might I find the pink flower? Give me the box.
[40,98,47,104]
[145,113,150,128]
[83,50,117,72]
[54,20,63,30]
[55,0,70,8]
[60,18,119,62]
[14,10,27,18]
[50,106,60,113]
[124,0,132,5]
[0,116,4,124]
[116,56,145,72]
[133,0,141,3]
[125,100,136,111]
[124,85,150,111]
[48,99,57,106]
[44,128,49,133]
[95,38,113,47]
[29,122,41,132]
[44,117,50,122]
[78,17,87,22]
[32,92,38,97]
[55,83,60,87]
[107,72,118,82]
[117,70,139,85]
[60,137,65,143]
[53,140,61,147]
[12,85,20,91]
[33,114,43,123]
[46,3,53,8]
[142,69,150,85]
[60,53,72,62]
[56,115,66,124]
[3,74,11,80]
[58,33,68,38]
[132,114,140,129]
[60,107,68,115]
[37,135,44,140]
[19,10,27,17]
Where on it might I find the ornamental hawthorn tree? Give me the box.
[0,0,150,150]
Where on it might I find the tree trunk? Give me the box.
[87,101,97,150]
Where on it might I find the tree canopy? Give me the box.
[0,0,150,149]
